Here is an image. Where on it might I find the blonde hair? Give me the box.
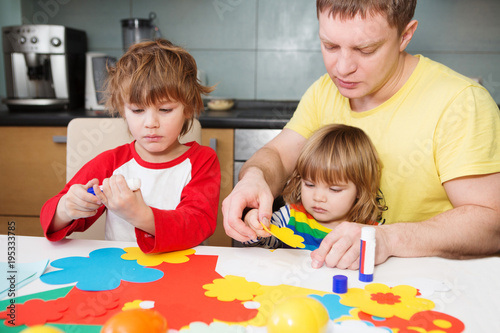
[282,124,386,224]
[104,39,214,136]
[316,0,417,35]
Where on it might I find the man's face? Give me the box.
[318,10,404,105]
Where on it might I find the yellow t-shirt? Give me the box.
[286,55,500,224]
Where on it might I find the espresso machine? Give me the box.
[2,25,87,110]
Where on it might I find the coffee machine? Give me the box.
[2,25,87,110]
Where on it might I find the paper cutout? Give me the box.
[121,247,196,266]
[122,300,155,310]
[346,309,465,333]
[2,298,69,327]
[0,245,464,333]
[309,294,353,319]
[0,260,49,299]
[40,248,164,291]
[339,283,435,320]
[203,275,263,302]
[5,254,258,330]
[260,222,305,248]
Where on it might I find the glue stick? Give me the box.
[87,178,141,195]
[359,226,376,282]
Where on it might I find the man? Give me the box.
[222,0,500,269]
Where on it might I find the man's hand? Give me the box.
[222,167,274,242]
[310,222,392,269]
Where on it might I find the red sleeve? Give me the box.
[135,145,221,253]
[40,144,133,241]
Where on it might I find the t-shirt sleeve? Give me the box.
[435,86,500,183]
[39,147,126,240]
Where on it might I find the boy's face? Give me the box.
[301,179,358,224]
[124,101,188,163]
[318,10,406,106]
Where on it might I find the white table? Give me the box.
[1,235,499,332]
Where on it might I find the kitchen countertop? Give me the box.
[0,100,298,129]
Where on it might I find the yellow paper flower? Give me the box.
[203,275,263,302]
[261,223,305,248]
[340,283,434,320]
[121,247,196,266]
[122,299,155,311]
[122,300,143,310]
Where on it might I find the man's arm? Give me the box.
[311,172,500,269]
[386,172,500,258]
[222,129,307,242]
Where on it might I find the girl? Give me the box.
[244,124,386,250]
[41,39,220,253]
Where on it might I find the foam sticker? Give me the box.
[260,222,305,248]
[40,248,163,291]
[121,247,196,266]
[203,275,263,302]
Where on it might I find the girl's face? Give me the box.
[124,101,189,163]
[300,179,358,225]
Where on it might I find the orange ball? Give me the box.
[101,309,168,333]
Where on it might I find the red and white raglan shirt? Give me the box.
[40,141,221,253]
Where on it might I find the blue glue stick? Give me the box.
[359,226,376,282]
[87,178,141,195]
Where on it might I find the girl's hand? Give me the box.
[243,208,272,238]
[96,175,155,234]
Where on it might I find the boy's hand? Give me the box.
[243,208,272,239]
[57,178,102,222]
[96,175,154,233]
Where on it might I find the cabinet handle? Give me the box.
[53,135,67,143]
[209,138,217,153]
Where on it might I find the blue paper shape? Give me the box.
[40,247,163,291]
[0,260,49,300]
[309,293,353,320]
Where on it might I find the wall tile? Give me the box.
[256,51,325,100]
[257,0,319,51]
[2,0,499,103]
[132,0,257,50]
[411,0,500,52]
[20,0,128,52]
[191,50,256,100]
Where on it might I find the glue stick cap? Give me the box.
[332,275,348,293]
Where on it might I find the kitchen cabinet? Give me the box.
[0,126,67,236]
[201,128,234,247]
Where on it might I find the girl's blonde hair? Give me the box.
[104,39,214,136]
[282,124,386,224]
